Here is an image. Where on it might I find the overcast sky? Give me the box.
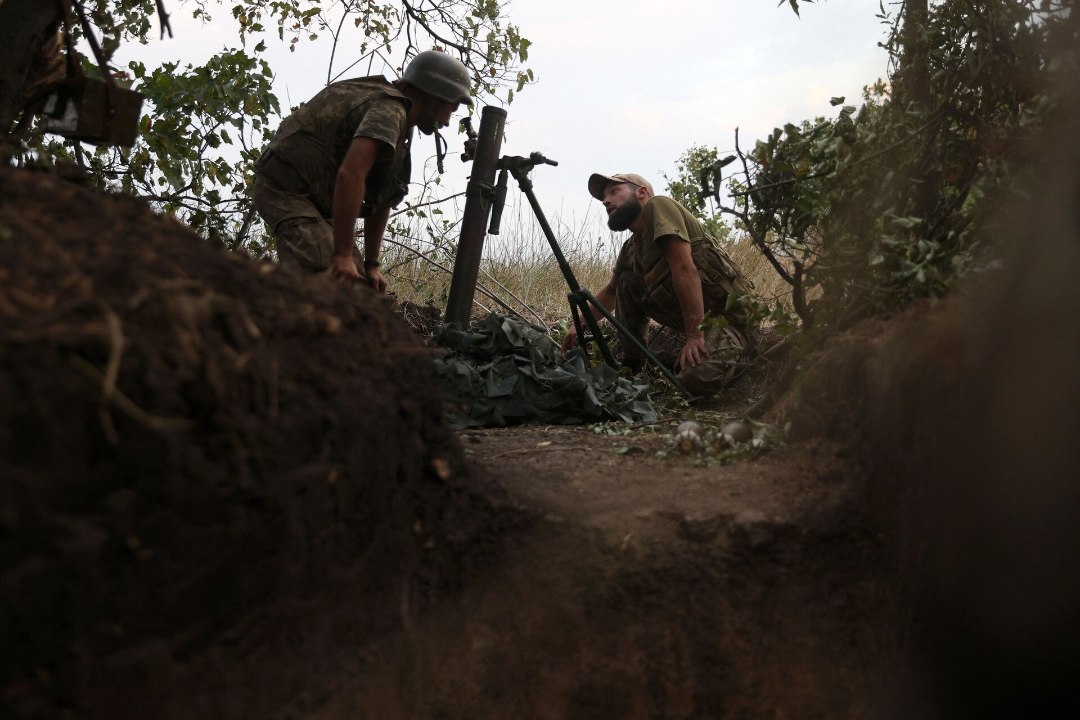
[498,1,891,226]
[119,0,893,240]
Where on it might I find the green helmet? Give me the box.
[402,50,473,106]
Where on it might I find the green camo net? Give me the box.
[433,313,657,429]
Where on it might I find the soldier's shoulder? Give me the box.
[645,195,686,211]
[321,76,406,101]
[644,195,692,215]
[643,195,692,222]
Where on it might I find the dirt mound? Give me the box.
[0,166,514,719]
[778,284,1080,714]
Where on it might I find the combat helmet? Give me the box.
[402,50,473,106]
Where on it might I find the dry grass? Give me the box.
[383,195,794,329]
[725,234,796,310]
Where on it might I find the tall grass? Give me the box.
[383,192,795,329]
[725,236,796,311]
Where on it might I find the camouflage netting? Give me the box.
[434,313,657,428]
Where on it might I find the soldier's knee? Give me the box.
[275,217,333,273]
[678,367,728,397]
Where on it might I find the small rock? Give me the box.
[722,420,753,444]
[672,420,705,454]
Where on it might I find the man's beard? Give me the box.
[607,197,641,231]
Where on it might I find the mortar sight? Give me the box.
[460,117,479,162]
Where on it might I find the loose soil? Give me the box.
[4,95,1080,720]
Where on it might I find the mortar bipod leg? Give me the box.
[570,291,617,368]
[576,289,699,401]
[568,294,590,363]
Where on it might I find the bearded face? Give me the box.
[606,192,642,231]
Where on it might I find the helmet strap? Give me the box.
[434,128,448,174]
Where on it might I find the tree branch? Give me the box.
[400,0,470,55]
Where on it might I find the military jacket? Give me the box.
[614,196,757,328]
[256,76,412,218]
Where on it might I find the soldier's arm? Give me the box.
[592,275,617,312]
[362,205,391,292]
[662,236,708,369]
[330,136,382,280]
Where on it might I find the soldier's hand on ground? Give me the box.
[365,266,388,293]
[330,254,362,283]
[677,334,709,370]
[561,324,579,352]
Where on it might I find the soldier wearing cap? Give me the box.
[252,50,472,291]
[563,172,760,396]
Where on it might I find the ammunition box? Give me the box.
[40,76,144,148]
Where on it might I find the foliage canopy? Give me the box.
[9,0,534,252]
[679,0,1076,330]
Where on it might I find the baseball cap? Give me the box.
[587,172,655,200]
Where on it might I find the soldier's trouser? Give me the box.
[615,269,751,397]
[252,172,363,274]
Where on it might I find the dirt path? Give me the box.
[459,423,852,537]
[301,420,903,719]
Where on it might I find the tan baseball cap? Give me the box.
[587,172,655,200]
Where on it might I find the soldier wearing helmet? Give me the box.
[252,50,472,290]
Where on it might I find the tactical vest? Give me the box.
[255,76,412,217]
[622,197,757,329]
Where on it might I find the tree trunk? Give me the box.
[898,0,938,229]
[899,0,930,109]
[0,0,63,132]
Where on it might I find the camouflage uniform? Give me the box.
[612,196,759,395]
[252,76,412,273]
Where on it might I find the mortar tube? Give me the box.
[444,106,507,327]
